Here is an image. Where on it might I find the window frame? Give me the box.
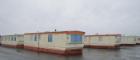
[11,36,16,41]
[32,34,40,41]
[48,34,53,42]
[70,34,82,44]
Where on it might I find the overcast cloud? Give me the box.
[0,0,140,35]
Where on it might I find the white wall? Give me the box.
[121,36,136,44]
[24,33,84,50]
[136,36,140,44]
[85,35,121,46]
[1,35,17,45]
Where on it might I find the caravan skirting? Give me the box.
[84,45,120,49]
[24,45,82,56]
[120,44,136,46]
[1,44,24,48]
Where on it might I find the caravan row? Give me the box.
[0,31,85,56]
[0,31,140,55]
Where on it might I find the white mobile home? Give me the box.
[120,36,136,46]
[84,34,121,49]
[1,34,24,48]
[24,31,85,55]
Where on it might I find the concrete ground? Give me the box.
[0,46,140,60]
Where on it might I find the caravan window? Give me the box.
[70,34,82,43]
[13,36,16,41]
[11,36,16,41]
[48,34,53,42]
[34,35,37,41]
[32,34,40,41]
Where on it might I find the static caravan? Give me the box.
[120,36,136,46]
[84,34,121,49]
[24,31,85,55]
[1,34,24,48]
[136,36,140,44]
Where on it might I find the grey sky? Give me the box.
[0,0,140,35]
